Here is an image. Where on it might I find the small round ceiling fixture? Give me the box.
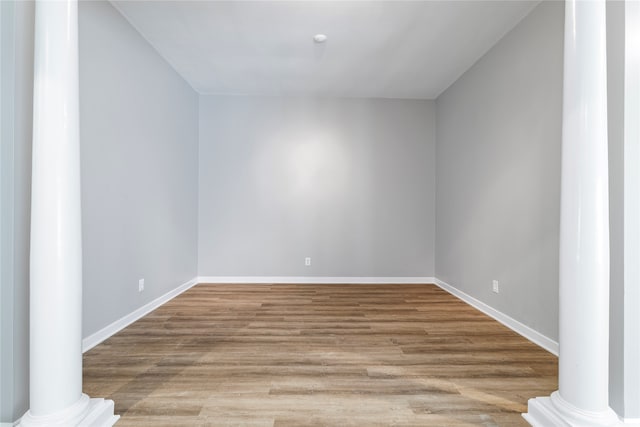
[313,34,327,43]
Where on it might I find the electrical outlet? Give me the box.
[305,257,311,266]
[492,280,499,294]
[139,279,145,292]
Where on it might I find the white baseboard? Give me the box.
[81,275,557,358]
[82,277,198,353]
[432,278,558,356]
[196,276,436,284]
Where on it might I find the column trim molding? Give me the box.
[525,392,620,427]
[19,395,117,427]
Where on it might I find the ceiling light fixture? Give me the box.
[313,34,327,43]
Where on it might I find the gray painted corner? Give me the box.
[197,96,436,277]
[79,1,199,338]
[434,1,564,342]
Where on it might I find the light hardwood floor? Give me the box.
[83,284,557,426]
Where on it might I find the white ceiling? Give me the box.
[112,1,539,100]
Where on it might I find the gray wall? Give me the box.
[0,1,34,423]
[435,1,564,341]
[198,96,435,277]
[607,0,625,416]
[79,1,199,337]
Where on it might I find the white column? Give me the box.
[523,0,619,426]
[18,1,118,426]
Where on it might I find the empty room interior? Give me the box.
[1,0,639,426]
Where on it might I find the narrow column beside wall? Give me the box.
[523,0,619,425]
[17,1,117,426]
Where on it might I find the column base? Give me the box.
[18,394,119,427]
[523,391,620,427]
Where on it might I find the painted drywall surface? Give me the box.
[607,0,625,417]
[435,1,563,341]
[198,96,435,277]
[0,1,34,422]
[11,2,33,419]
[79,1,198,337]
[0,3,13,420]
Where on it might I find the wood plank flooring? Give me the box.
[83,284,557,426]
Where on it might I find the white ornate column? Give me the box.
[523,0,619,426]
[18,1,118,426]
